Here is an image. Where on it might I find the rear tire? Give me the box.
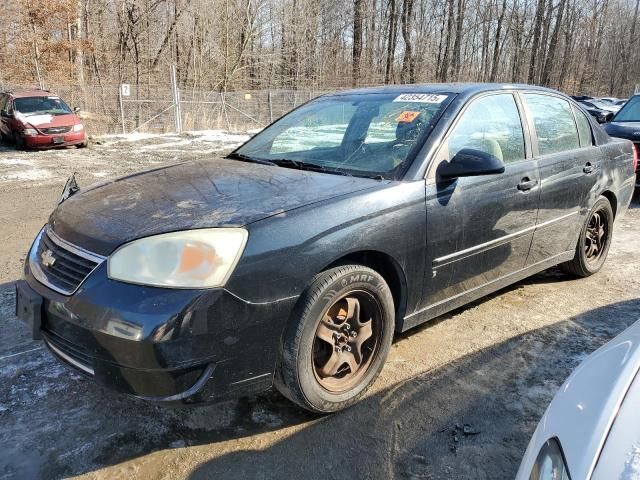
[560,196,613,277]
[274,265,395,413]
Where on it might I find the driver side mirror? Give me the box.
[438,148,505,179]
[73,106,81,113]
[1,111,12,118]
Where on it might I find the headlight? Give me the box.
[108,228,248,288]
[72,124,84,132]
[529,439,570,480]
[23,128,38,136]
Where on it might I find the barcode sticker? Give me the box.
[393,93,448,104]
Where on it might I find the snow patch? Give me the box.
[16,113,54,126]
[0,168,52,182]
[98,132,160,142]
[0,158,33,166]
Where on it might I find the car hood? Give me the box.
[17,112,79,129]
[515,319,640,480]
[49,158,381,256]
[604,121,640,141]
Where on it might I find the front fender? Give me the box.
[226,180,427,315]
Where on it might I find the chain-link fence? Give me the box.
[2,82,335,136]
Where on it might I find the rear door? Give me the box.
[520,93,601,265]
[420,92,539,310]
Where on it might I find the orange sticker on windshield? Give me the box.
[396,111,420,123]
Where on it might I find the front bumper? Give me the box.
[24,131,86,149]
[19,260,297,404]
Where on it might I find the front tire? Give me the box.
[560,196,613,277]
[275,265,395,413]
[13,132,26,150]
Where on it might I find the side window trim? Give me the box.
[426,91,528,180]
[571,104,594,147]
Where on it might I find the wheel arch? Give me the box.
[600,190,618,218]
[323,250,408,331]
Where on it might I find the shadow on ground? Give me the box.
[188,298,640,480]
[1,269,639,479]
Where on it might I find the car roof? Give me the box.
[326,82,561,97]
[5,89,56,99]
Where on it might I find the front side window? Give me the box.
[613,96,640,122]
[236,93,452,178]
[14,96,73,116]
[524,94,580,155]
[444,93,525,164]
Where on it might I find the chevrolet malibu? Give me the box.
[15,84,636,413]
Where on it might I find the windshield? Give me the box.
[14,96,72,116]
[613,96,640,122]
[234,92,452,179]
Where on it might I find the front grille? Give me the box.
[30,227,105,295]
[40,126,72,135]
[43,330,94,376]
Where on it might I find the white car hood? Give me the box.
[516,319,640,480]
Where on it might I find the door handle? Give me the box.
[583,162,594,174]
[517,178,538,191]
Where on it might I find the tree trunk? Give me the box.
[353,0,364,86]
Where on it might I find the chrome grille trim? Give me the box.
[41,126,72,134]
[44,338,95,376]
[29,226,106,296]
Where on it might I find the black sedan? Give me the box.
[577,100,615,123]
[603,94,640,187]
[15,84,636,413]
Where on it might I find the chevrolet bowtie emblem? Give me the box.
[41,249,56,268]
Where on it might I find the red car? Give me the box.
[0,89,87,149]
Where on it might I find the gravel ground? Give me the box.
[0,136,638,480]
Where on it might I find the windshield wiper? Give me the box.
[271,158,353,177]
[226,152,275,166]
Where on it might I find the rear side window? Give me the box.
[445,93,525,164]
[523,94,580,155]
[572,106,593,147]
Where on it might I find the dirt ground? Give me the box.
[0,135,638,480]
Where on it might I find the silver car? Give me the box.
[516,320,640,480]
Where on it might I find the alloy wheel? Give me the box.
[312,291,382,393]
[584,208,609,264]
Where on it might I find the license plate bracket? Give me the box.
[15,281,43,340]
[52,136,64,144]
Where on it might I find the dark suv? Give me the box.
[0,89,87,149]
[603,95,640,187]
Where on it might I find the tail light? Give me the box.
[633,143,639,173]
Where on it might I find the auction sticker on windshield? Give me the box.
[393,93,448,103]
[396,111,421,123]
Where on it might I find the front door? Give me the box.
[420,92,540,313]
